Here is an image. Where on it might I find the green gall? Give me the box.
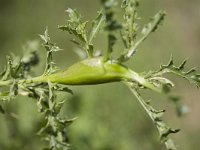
[27,57,159,92]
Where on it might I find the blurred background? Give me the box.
[0,0,200,150]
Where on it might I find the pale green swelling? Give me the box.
[28,57,160,92]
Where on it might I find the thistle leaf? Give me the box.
[141,10,166,35]
[39,28,50,44]
[89,10,105,44]
[59,8,88,42]
[40,29,61,75]
[59,8,95,57]
[66,8,82,23]
[127,85,179,150]
[178,59,187,70]
[118,10,166,62]
[58,22,88,43]
[153,57,200,88]
[121,0,139,48]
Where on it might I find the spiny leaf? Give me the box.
[118,10,166,62]
[178,59,187,70]
[39,28,50,44]
[142,10,166,35]
[59,8,95,57]
[121,0,139,49]
[40,29,61,75]
[89,9,105,44]
[1,54,26,80]
[66,8,82,23]
[36,82,73,150]
[161,55,174,69]
[160,126,180,142]
[0,42,39,81]
[158,57,200,88]
[58,22,87,43]
[59,8,88,42]
[185,68,196,75]
[127,85,179,150]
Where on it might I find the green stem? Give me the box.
[128,70,162,93]
[1,57,162,95]
[20,76,48,84]
[0,76,47,87]
[118,11,166,62]
[126,82,178,150]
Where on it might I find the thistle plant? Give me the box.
[0,0,199,150]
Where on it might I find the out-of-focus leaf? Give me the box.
[0,105,5,114]
[102,0,122,59]
[9,80,18,96]
[108,34,117,53]
[1,56,12,81]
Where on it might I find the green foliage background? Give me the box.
[0,0,200,149]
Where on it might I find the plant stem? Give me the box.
[126,82,178,150]
[118,11,166,62]
[0,76,48,87]
[22,76,48,84]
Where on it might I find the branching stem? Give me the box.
[126,82,179,150]
[118,11,166,62]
